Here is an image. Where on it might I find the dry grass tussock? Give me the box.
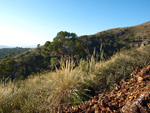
[0,58,96,112]
[0,45,150,112]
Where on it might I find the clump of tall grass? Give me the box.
[0,75,53,112]
[0,58,95,112]
[46,58,96,108]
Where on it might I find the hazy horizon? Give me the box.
[0,44,36,48]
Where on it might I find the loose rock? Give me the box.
[56,65,150,113]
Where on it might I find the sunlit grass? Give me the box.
[0,58,95,112]
[0,45,150,112]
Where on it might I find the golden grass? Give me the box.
[0,45,150,112]
[0,58,95,112]
[47,60,87,106]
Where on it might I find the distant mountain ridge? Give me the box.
[0,45,36,49]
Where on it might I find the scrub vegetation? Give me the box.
[0,22,150,112]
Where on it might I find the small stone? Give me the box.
[147,103,150,109]
[115,87,119,91]
[93,104,98,109]
[112,103,116,106]
[93,96,98,101]
[95,109,100,113]
[138,106,148,113]
[137,77,143,83]
[81,105,86,110]
[122,88,127,93]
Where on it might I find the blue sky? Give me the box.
[0,0,150,47]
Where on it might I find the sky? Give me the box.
[0,0,150,48]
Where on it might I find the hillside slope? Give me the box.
[78,21,150,56]
[1,21,150,81]
[56,65,150,113]
[0,47,30,60]
[0,45,150,112]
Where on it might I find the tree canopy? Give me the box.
[53,31,77,41]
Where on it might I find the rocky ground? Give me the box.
[56,65,150,113]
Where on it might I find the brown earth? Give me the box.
[56,65,150,113]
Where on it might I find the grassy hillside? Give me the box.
[0,44,150,112]
[79,21,150,56]
[0,22,150,81]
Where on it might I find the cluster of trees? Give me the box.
[42,31,86,59]
[79,33,124,58]
[0,51,50,81]
[0,58,16,81]
[0,31,87,81]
